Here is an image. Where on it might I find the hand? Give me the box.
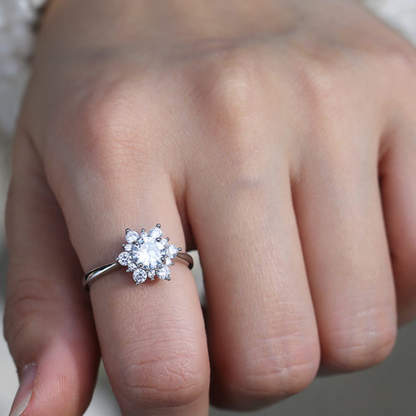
[5,0,416,414]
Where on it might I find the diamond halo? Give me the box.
[116,224,181,285]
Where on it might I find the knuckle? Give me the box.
[374,41,416,77]
[4,277,56,347]
[323,308,397,371]
[4,272,90,353]
[118,354,207,410]
[234,359,317,403]
[224,331,319,403]
[283,53,358,156]
[44,82,164,200]
[358,40,416,99]
[293,58,347,123]
[113,324,208,410]
[46,82,155,186]
[204,47,264,122]
[74,98,137,161]
[198,47,272,148]
[73,89,138,160]
[195,48,278,186]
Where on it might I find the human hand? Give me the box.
[5,0,416,415]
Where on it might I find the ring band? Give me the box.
[83,224,193,290]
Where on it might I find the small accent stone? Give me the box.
[149,227,163,239]
[166,244,179,258]
[133,269,147,284]
[126,230,139,244]
[147,270,156,280]
[157,265,171,280]
[165,257,172,266]
[127,262,137,271]
[157,238,168,249]
[124,244,133,252]
[117,252,130,266]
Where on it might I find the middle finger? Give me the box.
[188,132,320,409]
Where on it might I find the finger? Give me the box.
[5,132,100,416]
[47,127,210,415]
[380,127,416,325]
[188,140,320,408]
[294,126,397,372]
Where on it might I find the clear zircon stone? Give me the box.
[133,269,147,284]
[166,245,179,258]
[132,238,163,269]
[126,230,139,244]
[157,265,171,280]
[149,227,163,239]
[117,252,130,266]
[157,238,168,249]
[127,262,137,271]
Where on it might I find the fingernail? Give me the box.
[9,364,36,416]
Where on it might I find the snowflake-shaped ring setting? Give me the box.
[83,224,193,289]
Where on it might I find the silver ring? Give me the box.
[83,224,193,290]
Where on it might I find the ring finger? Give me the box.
[48,144,210,415]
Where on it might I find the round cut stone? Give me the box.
[132,238,163,269]
[157,238,168,249]
[124,244,133,252]
[149,227,163,239]
[126,230,139,244]
[133,269,147,284]
[157,265,171,280]
[157,238,168,250]
[117,252,130,266]
[127,262,137,271]
[166,244,179,258]
[147,270,156,280]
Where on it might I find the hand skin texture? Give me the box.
[4,0,416,415]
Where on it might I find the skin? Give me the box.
[3,0,416,414]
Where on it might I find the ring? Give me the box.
[83,224,193,290]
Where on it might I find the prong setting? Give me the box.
[117,225,182,285]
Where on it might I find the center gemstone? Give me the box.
[131,238,162,269]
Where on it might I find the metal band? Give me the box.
[84,252,194,290]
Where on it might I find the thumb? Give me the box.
[4,133,100,416]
